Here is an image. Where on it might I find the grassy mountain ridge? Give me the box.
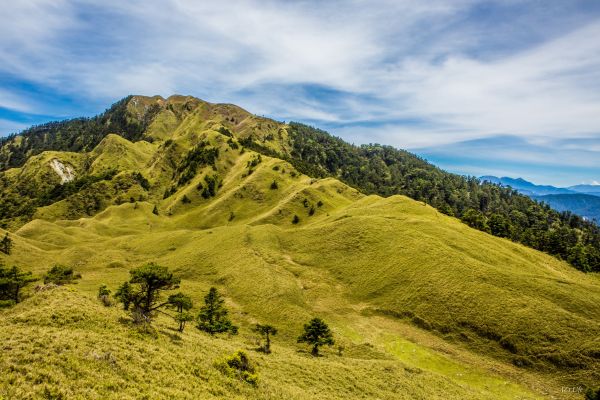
[1,95,599,398]
[1,95,598,271]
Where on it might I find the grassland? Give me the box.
[1,96,599,399]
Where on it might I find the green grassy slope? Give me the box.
[1,96,599,399]
[2,155,599,398]
[0,287,547,400]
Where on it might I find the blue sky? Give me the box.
[1,0,600,187]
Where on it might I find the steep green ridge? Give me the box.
[0,106,599,399]
[280,123,600,272]
[1,95,598,272]
[0,96,162,170]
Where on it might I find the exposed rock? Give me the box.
[49,158,75,184]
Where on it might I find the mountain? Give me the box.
[479,176,576,196]
[1,95,599,399]
[534,193,600,222]
[569,184,600,196]
[481,176,600,223]
[1,97,600,272]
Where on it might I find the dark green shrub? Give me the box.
[98,284,112,306]
[44,265,81,285]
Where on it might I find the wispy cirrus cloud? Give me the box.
[0,0,599,185]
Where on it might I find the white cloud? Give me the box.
[0,0,598,182]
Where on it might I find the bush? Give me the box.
[0,264,35,305]
[292,215,300,224]
[586,388,600,400]
[98,284,112,306]
[44,265,81,285]
[270,180,278,190]
[214,350,258,386]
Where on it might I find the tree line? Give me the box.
[1,260,336,358]
[108,263,335,356]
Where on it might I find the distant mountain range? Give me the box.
[480,176,600,222]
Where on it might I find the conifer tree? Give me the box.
[298,317,334,356]
[0,264,35,306]
[115,263,180,323]
[197,287,237,335]
[253,324,278,353]
[0,233,13,255]
[168,292,193,332]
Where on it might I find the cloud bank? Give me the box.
[0,0,599,185]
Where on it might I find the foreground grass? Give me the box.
[0,288,544,400]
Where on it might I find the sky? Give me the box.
[1,0,600,187]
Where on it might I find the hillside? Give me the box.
[1,95,599,399]
[1,96,599,272]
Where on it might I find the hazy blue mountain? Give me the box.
[533,194,600,222]
[568,184,600,196]
[481,176,600,223]
[479,176,576,196]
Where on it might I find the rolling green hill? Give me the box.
[1,95,599,399]
[1,96,598,272]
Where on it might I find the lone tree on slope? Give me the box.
[168,292,193,332]
[197,287,237,335]
[0,264,36,307]
[298,317,335,356]
[115,263,180,323]
[0,233,13,255]
[253,323,278,354]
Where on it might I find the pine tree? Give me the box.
[115,263,180,323]
[298,317,335,356]
[114,281,133,310]
[0,233,13,255]
[168,292,193,332]
[197,287,237,335]
[253,324,278,353]
[0,264,36,306]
